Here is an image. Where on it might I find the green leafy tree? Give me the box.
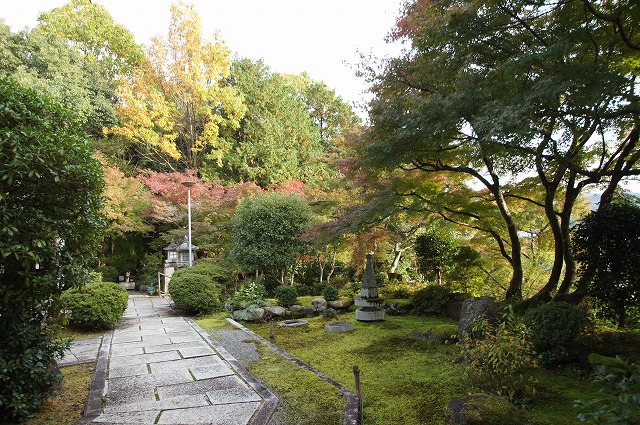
[285,72,361,153]
[230,192,312,284]
[361,0,640,300]
[37,0,144,78]
[107,2,245,170]
[0,23,119,138]
[415,230,459,285]
[573,200,640,327]
[215,59,323,185]
[0,77,104,420]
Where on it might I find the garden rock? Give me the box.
[263,306,286,317]
[448,395,525,425]
[302,306,316,317]
[289,305,302,312]
[312,297,327,311]
[278,319,308,328]
[409,329,436,342]
[322,308,338,319]
[458,296,498,340]
[328,299,352,309]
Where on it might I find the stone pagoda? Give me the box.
[354,253,385,321]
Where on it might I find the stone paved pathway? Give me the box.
[58,335,102,367]
[76,294,276,425]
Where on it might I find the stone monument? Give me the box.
[354,253,385,321]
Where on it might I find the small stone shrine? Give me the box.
[354,253,385,321]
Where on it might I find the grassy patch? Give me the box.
[196,312,236,330]
[55,327,105,341]
[23,363,95,425]
[245,312,630,425]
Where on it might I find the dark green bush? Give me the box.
[0,78,104,420]
[61,282,129,330]
[0,317,68,421]
[169,266,223,314]
[523,301,591,352]
[411,285,454,316]
[322,285,339,301]
[274,285,299,307]
[575,362,640,424]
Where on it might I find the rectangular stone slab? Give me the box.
[157,402,261,425]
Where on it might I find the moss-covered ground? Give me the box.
[199,307,634,425]
[21,363,95,425]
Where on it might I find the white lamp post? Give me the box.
[182,181,196,266]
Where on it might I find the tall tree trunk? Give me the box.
[494,186,524,300]
[556,183,580,296]
[390,242,404,274]
[533,187,564,301]
[326,245,337,284]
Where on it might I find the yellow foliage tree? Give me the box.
[106,1,245,170]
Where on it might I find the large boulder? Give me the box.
[448,395,525,425]
[458,297,499,340]
[328,299,353,309]
[312,297,327,311]
[263,306,286,318]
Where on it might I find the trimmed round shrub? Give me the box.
[322,285,339,301]
[523,301,591,352]
[61,282,129,330]
[169,267,223,314]
[274,285,298,307]
[411,285,454,316]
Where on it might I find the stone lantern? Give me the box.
[160,236,198,293]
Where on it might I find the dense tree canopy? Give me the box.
[0,23,119,137]
[107,1,245,171]
[361,0,640,300]
[37,0,143,78]
[214,59,323,185]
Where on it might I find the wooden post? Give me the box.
[269,321,275,341]
[353,366,364,424]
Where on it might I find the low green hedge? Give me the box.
[61,282,128,330]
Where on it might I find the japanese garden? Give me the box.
[1,0,639,424]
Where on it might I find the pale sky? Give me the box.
[0,0,406,115]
